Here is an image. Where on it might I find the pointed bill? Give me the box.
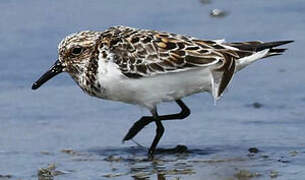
[32,60,64,90]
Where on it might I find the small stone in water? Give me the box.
[234,170,261,179]
[210,9,228,17]
[270,170,279,178]
[248,147,259,153]
[199,0,212,4]
[289,151,298,157]
[0,174,12,178]
[252,102,263,108]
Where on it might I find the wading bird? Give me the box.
[32,26,293,158]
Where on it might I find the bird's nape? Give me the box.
[32,60,65,90]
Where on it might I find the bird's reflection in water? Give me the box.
[90,146,219,179]
[129,152,196,180]
[132,173,182,180]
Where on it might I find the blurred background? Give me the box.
[0,0,304,179]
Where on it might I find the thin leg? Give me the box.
[122,116,155,142]
[123,99,190,142]
[159,99,191,120]
[148,109,164,158]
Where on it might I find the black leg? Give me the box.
[148,110,164,158]
[158,99,191,121]
[122,99,190,142]
[122,116,155,142]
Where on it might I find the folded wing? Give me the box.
[99,26,292,100]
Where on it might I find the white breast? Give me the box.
[96,60,213,110]
[92,48,269,110]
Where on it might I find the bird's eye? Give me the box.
[71,47,83,55]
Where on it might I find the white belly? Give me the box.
[94,48,267,110]
[96,62,213,109]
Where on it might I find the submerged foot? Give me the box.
[156,145,188,154]
[148,145,188,160]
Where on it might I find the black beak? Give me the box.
[32,60,64,90]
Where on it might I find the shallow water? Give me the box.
[0,0,305,179]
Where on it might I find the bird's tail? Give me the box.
[230,40,293,71]
[211,40,293,103]
[260,41,294,58]
[230,40,294,58]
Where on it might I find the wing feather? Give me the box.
[100,26,226,78]
[97,26,292,100]
[98,26,243,99]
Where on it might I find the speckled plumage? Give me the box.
[54,26,290,109]
[32,26,292,157]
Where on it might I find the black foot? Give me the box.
[156,145,188,154]
[122,116,153,142]
[123,100,190,142]
[123,100,191,160]
[147,145,189,160]
[148,148,154,160]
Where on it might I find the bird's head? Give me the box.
[32,31,101,90]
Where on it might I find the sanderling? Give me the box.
[32,26,293,158]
